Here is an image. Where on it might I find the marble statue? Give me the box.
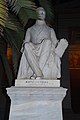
[17,7,68,80]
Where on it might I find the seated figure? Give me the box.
[17,7,68,80]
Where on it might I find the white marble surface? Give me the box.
[15,79,60,87]
[17,7,68,80]
[7,87,67,120]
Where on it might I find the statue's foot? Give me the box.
[30,76,36,79]
[30,74,36,79]
[36,77,42,80]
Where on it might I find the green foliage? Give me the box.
[0,0,8,34]
[13,0,36,14]
[0,0,8,26]
[4,26,24,76]
[18,7,37,27]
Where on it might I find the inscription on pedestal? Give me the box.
[15,79,60,87]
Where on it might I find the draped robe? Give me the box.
[17,21,61,79]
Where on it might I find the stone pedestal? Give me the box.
[7,86,67,120]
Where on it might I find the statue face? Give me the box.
[37,7,46,20]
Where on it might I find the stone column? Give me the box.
[7,86,67,120]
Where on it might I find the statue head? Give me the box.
[36,7,46,20]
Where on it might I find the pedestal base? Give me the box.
[7,87,67,120]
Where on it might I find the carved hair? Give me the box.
[36,7,45,12]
